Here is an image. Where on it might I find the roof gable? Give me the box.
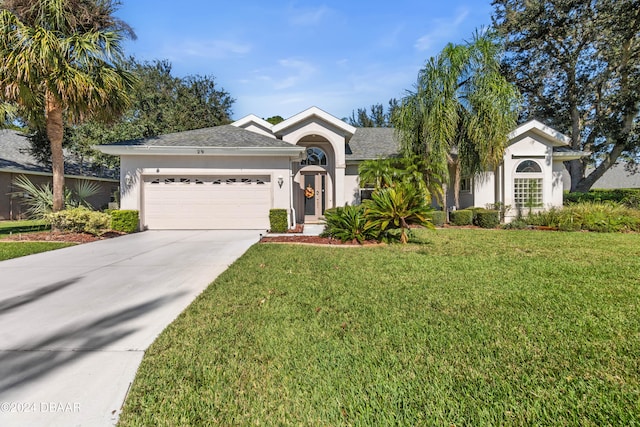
[272,106,357,137]
[508,120,571,147]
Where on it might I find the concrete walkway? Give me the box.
[0,230,260,426]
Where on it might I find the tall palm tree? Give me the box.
[0,0,136,211]
[394,30,521,209]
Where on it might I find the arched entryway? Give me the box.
[293,141,335,223]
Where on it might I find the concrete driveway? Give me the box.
[0,230,261,427]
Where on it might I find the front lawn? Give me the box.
[119,229,640,426]
[0,241,74,261]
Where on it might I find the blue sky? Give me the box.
[115,1,494,121]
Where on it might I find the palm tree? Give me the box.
[394,30,521,209]
[0,0,136,211]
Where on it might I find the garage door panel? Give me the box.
[143,176,272,230]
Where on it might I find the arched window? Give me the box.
[301,147,327,166]
[514,160,543,209]
[516,160,542,173]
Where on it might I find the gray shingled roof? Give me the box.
[0,129,117,179]
[105,125,295,148]
[586,163,640,189]
[346,128,400,160]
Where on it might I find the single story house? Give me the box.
[563,163,640,190]
[98,106,587,230]
[0,129,118,220]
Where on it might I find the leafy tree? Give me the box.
[492,0,640,192]
[265,115,284,125]
[0,0,136,211]
[393,31,521,209]
[57,58,235,170]
[347,99,399,127]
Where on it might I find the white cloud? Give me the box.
[415,7,470,51]
[256,59,317,90]
[288,5,330,26]
[164,39,251,60]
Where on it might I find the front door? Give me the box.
[303,173,326,223]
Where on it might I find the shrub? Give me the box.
[474,209,500,228]
[110,210,139,233]
[563,202,640,232]
[449,209,473,226]
[322,205,376,243]
[527,208,562,227]
[529,202,640,232]
[46,207,111,236]
[430,210,446,227]
[364,183,434,244]
[564,189,640,208]
[12,175,101,218]
[269,209,288,233]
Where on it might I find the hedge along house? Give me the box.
[98,107,586,230]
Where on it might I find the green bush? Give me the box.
[269,209,288,233]
[449,209,473,226]
[474,209,500,228]
[363,183,434,244]
[322,205,376,243]
[430,210,446,227]
[110,210,139,233]
[526,208,562,227]
[564,189,640,208]
[528,202,640,232]
[46,207,111,236]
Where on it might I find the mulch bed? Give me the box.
[1,231,125,243]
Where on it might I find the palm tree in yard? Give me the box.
[393,30,521,210]
[0,0,136,211]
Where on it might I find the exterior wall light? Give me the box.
[277,176,284,188]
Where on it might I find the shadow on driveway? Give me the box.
[0,291,186,396]
[0,278,80,316]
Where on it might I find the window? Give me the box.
[301,147,327,166]
[516,160,542,173]
[514,160,543,209]
[514,178,543,208]
[460,177,472,192]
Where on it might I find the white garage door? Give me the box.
[143,175,271,229]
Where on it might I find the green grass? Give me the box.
[118,229,640,426]
[0,219,50,237]
[0,241,74,261]
[0,220,69,260]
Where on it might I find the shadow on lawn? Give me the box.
[0,291,185,395]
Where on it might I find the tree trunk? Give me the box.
[575,142,626,193]
[567,159,584,192]
[452,160,461,209]
[46,91,65,212]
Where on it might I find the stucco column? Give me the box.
[335,165,346,206]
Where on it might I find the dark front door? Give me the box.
[303,173,325,222]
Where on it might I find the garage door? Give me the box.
[143,175,271,229]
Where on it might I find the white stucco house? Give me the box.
[97,106,586,230]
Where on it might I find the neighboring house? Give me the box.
[98,107,587,230]
[562,163,640,190]
[0,129,118,220]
